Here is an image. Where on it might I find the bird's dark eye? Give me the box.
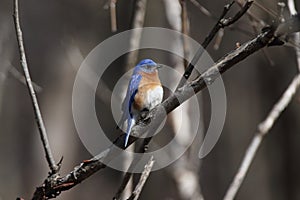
[143,65,151,69]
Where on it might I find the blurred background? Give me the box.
[0,0,300,199]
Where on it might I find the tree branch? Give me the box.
[288,0,300,71]
[13,0,58,175]
[224,3,300,198]
[110,0,118,32]
[175,0,254,90]
[31,21,285,199]
[223,74,300,200]
[113,139,150,200]
[127,156,154,200]
[125,0,148,69]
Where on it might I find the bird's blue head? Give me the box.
[134,59,160,73]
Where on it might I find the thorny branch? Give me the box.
[13,0,59,175]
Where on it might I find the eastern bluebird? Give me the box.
[118,59,163,147]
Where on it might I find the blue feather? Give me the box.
[123,73,142,147]
[121,59,158,147]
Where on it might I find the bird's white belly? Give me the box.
[145,86,163,110]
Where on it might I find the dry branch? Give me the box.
[13,0,58,175]
[11,0,297,198]
[125,0,147,69]
[288,0,300,71]
[127,156,155,200]
[31,22,288,199]
[223,74,300,200]
[164,1,204,199]
[224,2,300,198]
[175,0,254,90]
[114,0,148,198]
[110,0,118,32]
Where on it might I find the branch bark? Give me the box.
[127,156,154,200]
[13,0,58,175]
[224,3,300,198]
[31,22,285,199]
[223,74,300,200]
[175,0,254,90]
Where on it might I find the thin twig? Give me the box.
[213,29,224,50]
[288,0,300,71]
[235,0,275,66]
[176,0,254,90]
[224,7,300,197]
[125,0,148,69]
[8,66,43,92]
[127,156,155,200]
[113,136,151,199]
[110,0,118,32]
[224,5,300,198]
[114,172,132,200]
[180,0,190,68]
[235,0,266,27]
[13,0,58,174]
[223,74,300,200]
[252,0,277,18]
[190,0,253,37]
[189,0,213,18]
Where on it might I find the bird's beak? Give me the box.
[156,64,162,69]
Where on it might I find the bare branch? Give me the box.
[180,0,190,68]
[103,0,118,32]
[235,0,274,66]
[189,0,213,18]
[8,66,43,92]
[113,139,150,200]
[125,0,147,69]
[13,0,58,174]
[224,74,300,200]
[235,0,266,27]
[288,0,297,15]
[176,0,254,90]
[252,0,277,17]
[31,22,284,199]
[288,0,300,71]
[110,0,118,32]
[115,0,149,197]
[224,5,300,198]
[127,156,155,200]
[213,29,224,50]
[114,172,132,200]
[165,1,204,199]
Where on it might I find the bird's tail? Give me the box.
[125,118,134,147]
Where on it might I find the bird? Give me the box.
[118,59,163,147]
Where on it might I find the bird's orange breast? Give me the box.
[133,71,162,111]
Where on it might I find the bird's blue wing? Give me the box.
[121,73,142,147]
[127,73,142,116]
